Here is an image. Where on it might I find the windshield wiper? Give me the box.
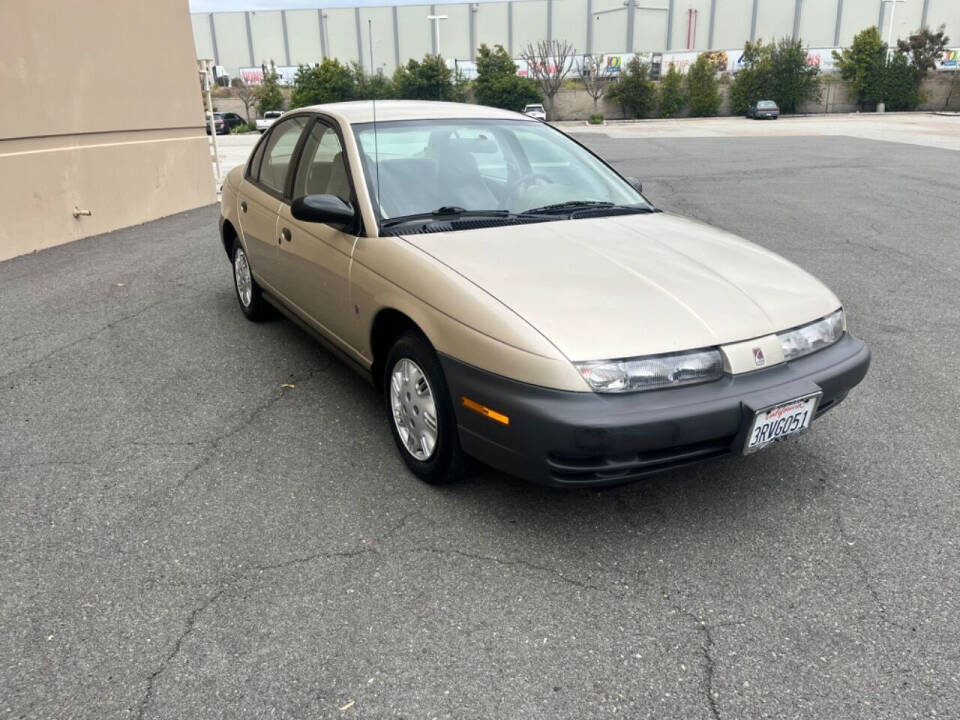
[522,200,654,216]
[381,207,517,228]
[380,205,548,228]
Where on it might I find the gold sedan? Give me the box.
[219,101,869,486]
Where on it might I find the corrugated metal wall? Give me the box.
[191,0,959,76]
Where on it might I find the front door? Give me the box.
[274,118,360,352]
[237,115,309,290]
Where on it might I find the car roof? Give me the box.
[290,100,536,125]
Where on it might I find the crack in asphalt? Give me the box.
[421,548,602,591]
[144,358,335,503]
[833,514,912,633]
[670,605,744,720]
[133,585,230,720]
[132,511,417,719]
[0,298,172,383]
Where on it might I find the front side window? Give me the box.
[257,116,308,195]
[352,118,648,224]
[293,121,352,204]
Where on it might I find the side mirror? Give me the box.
[626,177,643,193]
[291,194,356,226]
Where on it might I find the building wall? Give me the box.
[193,0,960,77]
[1,0,214,262]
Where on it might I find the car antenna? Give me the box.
[368,19,381,224]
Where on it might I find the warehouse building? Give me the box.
[191,0,959,78]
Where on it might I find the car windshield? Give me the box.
[352,118,649,226]
[525,105,544,111]
[757,101,777,109]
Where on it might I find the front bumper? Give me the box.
[440,332,870,487]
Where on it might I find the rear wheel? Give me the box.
[384,332,464,485]
[232,240,270,321]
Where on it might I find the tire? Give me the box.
[231,239,270,321]
[384,332,464,485]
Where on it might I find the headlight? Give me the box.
[778,309,844,361]
[574,349,723,393]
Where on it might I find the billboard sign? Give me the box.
[238,65,300,86]
[938,48,959,70]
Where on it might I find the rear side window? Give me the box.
[256,116,308,195]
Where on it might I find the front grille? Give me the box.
[547,436,735,484]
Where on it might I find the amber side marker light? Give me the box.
[461,396,510,425]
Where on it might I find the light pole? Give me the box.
[427,14,448,57]
[882,0,905,52]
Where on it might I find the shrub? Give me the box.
[833,26,887,109]
[685,55,721,116]
[393,55,457,101]
[256,61,284,114]
[883,52,920,110]
[606,57,657,118]
[730,37,821,114]
[474,44,542,111]
[230,122,256,134]
[657,63,685,117]
[588,113,604,124]
[352,63,396,100]
[290,58,355,107]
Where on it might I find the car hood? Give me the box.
[399,213,840,362]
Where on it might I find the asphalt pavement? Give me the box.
[2,131,959,719]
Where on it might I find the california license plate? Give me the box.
[743,393,821,454]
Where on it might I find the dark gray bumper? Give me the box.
[439,333,870,487]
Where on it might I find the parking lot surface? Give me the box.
[3,121,960,718]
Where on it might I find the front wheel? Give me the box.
[384,332,464,485]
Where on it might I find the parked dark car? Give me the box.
[747,100,780,119]
[206,112,246,135]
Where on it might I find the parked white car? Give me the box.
[255,110,283,133]
[523,103,547,121]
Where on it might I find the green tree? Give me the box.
[474,44,542,110]
[730,37,821,114]
[606,57,657,118]
[392,55,457,101]
[883,52,920,109]
[685,54,721,116]
[256,61,284,114]
[290,58,355,108]
[896,25,950,83]
[833,26,887,108]
[657,63,686,117]
[352,63,396,100]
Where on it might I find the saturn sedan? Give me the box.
[218,100,869,487]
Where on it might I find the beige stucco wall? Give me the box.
[0,0,215,262]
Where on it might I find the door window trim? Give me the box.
[244,114,311,202]
[287,113,366,236]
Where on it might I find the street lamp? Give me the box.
[881,0,905,52]
[427,14,448,57]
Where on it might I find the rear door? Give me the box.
[274,116,361,350]
[236,115,309,290]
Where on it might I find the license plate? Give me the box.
[743,393,821,454]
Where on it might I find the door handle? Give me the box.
[240,200,247,213]
[280,227,292,243]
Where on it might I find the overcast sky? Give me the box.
[189,0,481,10]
